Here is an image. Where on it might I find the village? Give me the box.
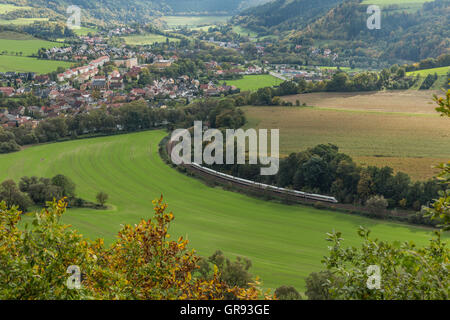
[0,26,343,130]
[0,35,245,129]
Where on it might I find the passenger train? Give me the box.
[190,162,338,204]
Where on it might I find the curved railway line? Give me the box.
[166,136,338,204]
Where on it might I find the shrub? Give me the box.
[305,271,334,300]
[275,286,302,300]
[0,197,273,300]
[365,195,388,214]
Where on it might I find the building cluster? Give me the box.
[205,61,263,77]
[0,107,37,128]
[271,64,333,81]
[310,47,339,61]
[57,56,110,83]
[200,82,238,96]
[207,37,240,49]
[0,51,203,128]
[0,30,258,129]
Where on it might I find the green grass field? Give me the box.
[122,33,180,45]
[224,74,283,91]
[430,75,449,90]
[0,55,72,74]
[0,36,65,56]
[0,130,444,291]
[73,27,98,36]
[361,0,432,5]
[162,15,230,28]
[406,66,450,76]
[232,26,258,38]
[0,17,49,26]
[0,3,32,14]
[360,0,433,12]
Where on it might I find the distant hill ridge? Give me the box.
[234,0,449,63]
[0,0,272,23]
[233,0,345,32]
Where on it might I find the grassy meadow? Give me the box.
[247,91,450,180]
[232,26,258,38]
[225,74,283,91]
[360,0,433,12]
[0,3,32,14]
[0,17,49,26]
[0,130,443,291]
[122,33,180,45]
[0,3,48,26]
[406,66,450,76]
[73,26,98,36]
[361,0,432,5]
[0,55,72,73]
[0,35,65,56]
[0,30,70,73]
[162,15,230,28]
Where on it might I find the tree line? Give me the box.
[0,174,109,211]
[0,99,246,154]
[207,143,443,226]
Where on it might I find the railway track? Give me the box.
[166,134,338,204]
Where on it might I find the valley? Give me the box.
[0,0,449,302]
[0,130,443,291]
[244,90,450,180]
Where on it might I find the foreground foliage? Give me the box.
[322,227,449,300]
[318,90,450,300]
[0,196,271,300]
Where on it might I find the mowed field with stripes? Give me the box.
[0,130,444,291]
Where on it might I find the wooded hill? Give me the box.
[235,0,449,64]
[0,0,271,24]
[290,0,449,62]
[233,0,344,32]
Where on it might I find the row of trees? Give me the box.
[0,174,77,211]
[304,89,450,299]
[420,73,439,90]
[0,174,109,211]
[208,143,442,223]
[228,67,420,108]
[404,53,450,72]
[0,99,246,154]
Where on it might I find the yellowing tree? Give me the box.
[0,197,272,300]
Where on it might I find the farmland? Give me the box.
[245,91,450,180]
[0,3,32,14]
[361,0,432,5]
[224,74,283,91]
[0,17,49,26]
[0,30,69,73]
[162,15,230,28]
[0,130,442,291]
[360,0,433,11]
[0,33,65,56]
[122,33,180,45]
[0,55,72,73]
[73,26,98,36]
[232,25,258,38]
[406,66,450,76]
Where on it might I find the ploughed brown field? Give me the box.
[242,90,450,181]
